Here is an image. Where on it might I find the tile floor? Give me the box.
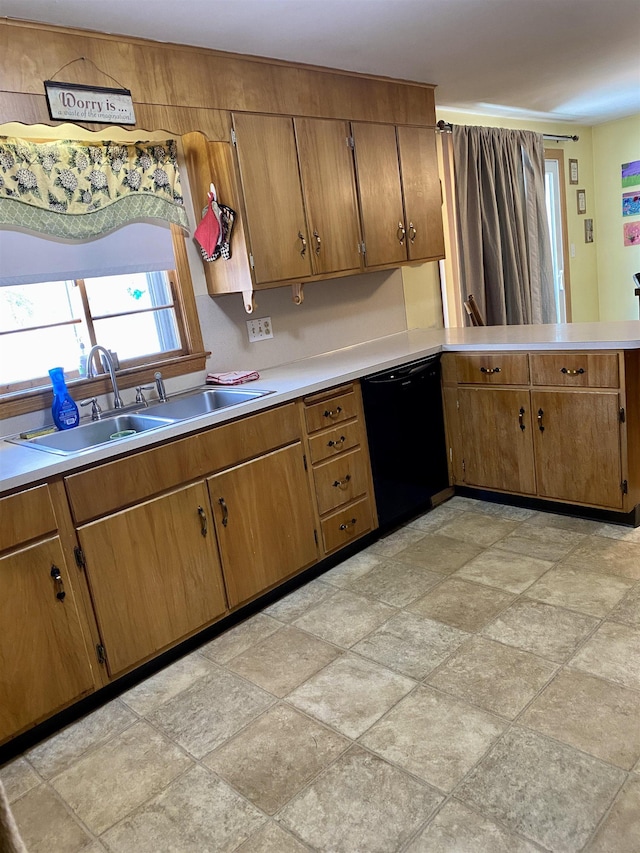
[2,496,640,852]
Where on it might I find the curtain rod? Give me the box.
[436,120,579,142]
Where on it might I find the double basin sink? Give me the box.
[11,386,274,456]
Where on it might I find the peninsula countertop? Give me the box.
[3,320,640,494]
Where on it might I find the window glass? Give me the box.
[0,324,85,385]
[93,305,180,360]
[84,272,173,316]
[0,281,83,331]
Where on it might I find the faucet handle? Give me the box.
[135,384,155,406]
[80,397,102,421]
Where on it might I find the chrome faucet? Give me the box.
[87,345,124,409]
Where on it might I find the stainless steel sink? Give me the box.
[144,386,273,420]
[10,413,178,456]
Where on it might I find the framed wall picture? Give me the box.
[577,189,587,215]
[584,218,593,243]
[569,158,579,185]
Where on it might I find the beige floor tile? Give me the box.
[360,685,506,791]
[120,652,217,715]
[454,548,553,593]
[352,611,468,679]
[586,776,640,853]
[205,703,349,814]
[409,577,515,632]
[26,699,137,779]
[405,799,539,852]
[406,504,465,533]
[526,565,634,617]
[278,746,442,852]
[437,511,519,547]
[559,535,640,580]
[226,625,339,697]
[50,720,191,835]
[367,525,427,557]
[394,533,483,574]
[263,579,335,622]
[236,822,311,852]
[481,598,599,662]
[10,784,93,853]
[0,757,40,802]
[457,727,625,853]
[102,764,265,853]
[609,584,640,628]
[494,522,586,562]
[570,621,640,690]
[527,511,602,533]
[200,613,281,663]
[321,550,381,588]
[466,501,536,521]
[593,521,640,543]
[288,653,415,738]
[521,669,640,769]
[426,636,557,719]
[346,558,442,607]
[292,589,394,648]
[148,668,274,758]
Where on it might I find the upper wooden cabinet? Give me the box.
[352,122,444,269]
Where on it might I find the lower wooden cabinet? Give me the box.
[208,442,318,608]
[77,482,227,677]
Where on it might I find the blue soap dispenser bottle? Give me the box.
[49,367,80,430]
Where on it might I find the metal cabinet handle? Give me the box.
[327,435,346,449]
[218,497,229,528]
[408,222,417,243]
[332,474,352,489]
[197,505,208,537]
[50,565,66,601]
[480,366,501,375]
[560,367,585,376]
[339,518,357,531]
[537,408,545,432]
[518,406,526,431]
[298,231,307,257]
[313,230,321,255]
[324,406,343,418]
[397,221,406,245]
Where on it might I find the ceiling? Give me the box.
[2,0,639,125]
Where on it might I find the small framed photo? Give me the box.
[577,189,587,215]
[569,158,579,184]
[584,218,593,243]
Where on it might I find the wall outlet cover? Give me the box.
[246,316,274,342]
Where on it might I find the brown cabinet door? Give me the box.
[208,443,318,608]
[0,537,94,742]
[295,118,362,276]
[352,122,407,268]
[396,126,445,261]
[532,390,623,508]
[233,113,312,284]
[458,388,536,494]
[78,482,227,677]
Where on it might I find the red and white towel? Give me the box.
[206,370,260,385]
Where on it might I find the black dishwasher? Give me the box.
[361,354,449,530]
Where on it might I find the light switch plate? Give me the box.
[246,316,273,342]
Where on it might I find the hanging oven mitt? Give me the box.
[194,190,222,261]
[216,203,236,260]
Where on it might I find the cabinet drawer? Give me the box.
[308,420,361,464]
[0,485,57,552]
[304,387,359,433]
[321,496,374,554]
[313,448,369,515]
[530,352,619,388]
[455,354,529,385]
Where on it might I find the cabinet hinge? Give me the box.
[622,480,628,495]
[231,128,237,146]
[96,644,107,665]
[346,136,354,149]
[359,241,366,255]
[462,458,466,473]
[314,529,318,545]
[74,546,86,570]
[249,253,255,270]
[620,407,626,423]
[303,453,308,471]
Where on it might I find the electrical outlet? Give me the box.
[246,316,274,342]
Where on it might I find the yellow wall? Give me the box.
[401,262,444,329]
[593,114,640,321]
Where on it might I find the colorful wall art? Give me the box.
[622,160,640,189]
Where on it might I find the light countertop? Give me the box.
[3,320,640,494]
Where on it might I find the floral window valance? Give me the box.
[0,136,189,238]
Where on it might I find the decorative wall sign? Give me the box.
[44,81,136,125]
[584,218,593,243]
[577,188,587,215]
[568,158,579,184]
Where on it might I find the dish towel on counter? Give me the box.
[206,370,260,385]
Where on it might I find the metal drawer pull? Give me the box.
[518,406,526,431]
[328,436,346,449]
[298,231,307,257]
[313,230,321,254]
[218,497,229,528]
[50,565,66,601]
[537,408,545,432]
[480,366,501,374]
[408,222,417,243]
[197,505,208,537]
[332,475,352,488]
[397,221,406,245]
[324,406,343,418]
[560,367,585,376]
[339,518,357,531]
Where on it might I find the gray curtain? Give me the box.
[452,125,555,325]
